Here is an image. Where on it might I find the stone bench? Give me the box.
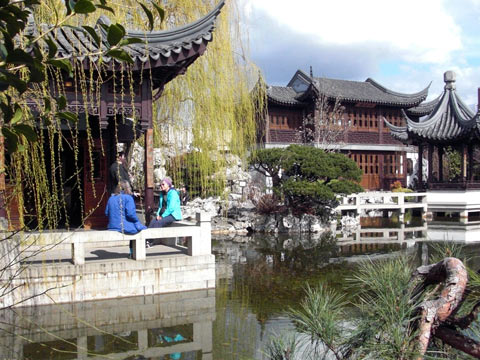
[13,212,211,265]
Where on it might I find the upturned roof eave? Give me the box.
[313,77,429,107]
[366,78,431,101]
[324,95,427,107]
[406,95,441,116]
[43,1,224,66]
[383,117,409,142]
[124,0,225,42]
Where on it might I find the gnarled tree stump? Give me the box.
[410,257,480,359]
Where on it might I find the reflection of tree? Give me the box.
[256,233,338,271]
[272,243,480,359]
[230,233,346,325]
[213,279,258,359]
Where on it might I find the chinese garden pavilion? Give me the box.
[0,1,225,230]
[265,69,430,190]
[385,70,480,227]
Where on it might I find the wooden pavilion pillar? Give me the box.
[144,128,154,214]
[418,145,423,189]
[427,144,434,184]
[468,143,474,181]
[438,146,444,182]
[265,111,271,143]
[143,77,155,215]
[0,136,5,219]
[460,144,466,181]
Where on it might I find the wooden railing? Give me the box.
[428,181,480,190]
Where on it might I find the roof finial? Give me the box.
[310,66,313,78]
[444,70,456,90]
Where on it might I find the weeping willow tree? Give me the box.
[2,0,265,230]
[153,0,266,196]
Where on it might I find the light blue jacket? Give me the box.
[156,188,182,220]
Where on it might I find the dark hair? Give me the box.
[114,180,132,195]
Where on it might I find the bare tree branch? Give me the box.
[435,325,480,358]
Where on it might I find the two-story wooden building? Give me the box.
[0,2,225,230]
[264,69,431,190]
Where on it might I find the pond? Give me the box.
[2,233,480,360]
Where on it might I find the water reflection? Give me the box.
[3,234,480,360]
[338,214,427,241]
[0,290,214,360]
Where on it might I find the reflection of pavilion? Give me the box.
[0,289,215,360]
[385,71,480,240]
[337,223,427,242]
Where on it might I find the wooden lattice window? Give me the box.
[384,154,401,175]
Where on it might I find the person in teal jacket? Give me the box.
[149,177,182,228]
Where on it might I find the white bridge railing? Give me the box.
[335,192,428,242]
[336,191,428,217]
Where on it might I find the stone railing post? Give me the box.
[189,212,211,256]
[398,193,405,223]
[133,232,146,260]
[72,238,85,265]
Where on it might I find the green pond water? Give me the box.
[3,231,480,359]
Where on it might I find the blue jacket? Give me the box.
[105,193,147,234]
[156,188,182,220]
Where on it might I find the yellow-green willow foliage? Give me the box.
[154,0,266,194]
[5,0,264,230]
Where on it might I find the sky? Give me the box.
[241,0,480,107]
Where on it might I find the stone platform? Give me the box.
[0,213,215,308]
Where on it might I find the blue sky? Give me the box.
[241,0,480,107]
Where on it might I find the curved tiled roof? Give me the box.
[405,95,441,117]
[268,70,429,108]
[267,86,307,106]
[313,77,429,106]
[385,71,479,144]
[34,1,224,66]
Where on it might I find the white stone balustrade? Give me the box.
[336,191,428,216]
[11,212,211,265]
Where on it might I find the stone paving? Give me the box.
[21,243,187,266]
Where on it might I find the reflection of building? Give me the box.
[263,69,430,190]
[0,289,215,360]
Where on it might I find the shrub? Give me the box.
[391,180,413,194]
[256,194,281,214]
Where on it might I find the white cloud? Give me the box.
[241,0,480,107]
[245,0,462,64]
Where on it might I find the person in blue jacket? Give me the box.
[149,176,182,228]
[105,180,146,258]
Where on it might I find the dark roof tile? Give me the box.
[268,70,429,107]
[313,77,429,106]
[385,71,478,143]
[30,1,224,65]
[267,86,306,106]
[406,96,441,116]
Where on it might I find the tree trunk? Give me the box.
[411,257,468,359]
